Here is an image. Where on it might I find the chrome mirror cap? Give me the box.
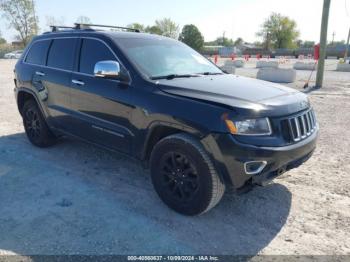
[94,60,120,78]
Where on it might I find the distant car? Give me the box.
[4,50,23,59]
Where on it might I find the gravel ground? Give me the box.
[0,59,349,256]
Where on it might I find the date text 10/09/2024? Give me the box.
[127,256,219,261]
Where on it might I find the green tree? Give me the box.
[253,41,263,48]
[328,40,345,47]
[257,13,299,49]
[234,37,244,47]
[298,40,315,48]
[295,39,302,47]
[0,0,38,46]
[217,37,234,47]
[179,24,204,51]
[154,18,179,39]
[128,19,179,38]
[204,37,234,47]
[0,31,6,45]
[145,25,162,35]
[127,23,146,32]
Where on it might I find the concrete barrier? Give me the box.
[224,60,245,68]
[336,63,350,72]
[256,61,279,68]
[293,62,316,70]
[257,68,296,83]
[220,65,236,74]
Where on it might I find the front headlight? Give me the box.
[225,117,272,136]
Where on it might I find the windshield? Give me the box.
[116,37,222,79]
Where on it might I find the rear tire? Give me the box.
[22,99,56,147]
[150,133,225,216]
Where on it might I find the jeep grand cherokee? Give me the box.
[14,24,318,215]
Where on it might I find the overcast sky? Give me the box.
[0,0,349,43]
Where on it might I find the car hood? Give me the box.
[155,74,310,116]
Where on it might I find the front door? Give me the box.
[69,38,134,154]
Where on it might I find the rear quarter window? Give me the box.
[25,40,51,65]
[47,38,78,70]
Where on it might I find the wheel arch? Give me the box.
[141,121,205,163]
[149,132,226,215]
[17,89,43,116]
[141,122,232,186]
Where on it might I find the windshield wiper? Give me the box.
[150,74,200,80]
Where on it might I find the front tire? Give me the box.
[150,133,225,216]
[22,100,56,147]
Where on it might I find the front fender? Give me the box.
[137,120,206,161]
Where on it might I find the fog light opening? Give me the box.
[244,161,267,175]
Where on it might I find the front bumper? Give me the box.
[204,128,318,189]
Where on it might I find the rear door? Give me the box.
[69,38,134,153]
[22,39,52,115]
[44,38,78,130]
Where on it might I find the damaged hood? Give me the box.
[155,74,310,116]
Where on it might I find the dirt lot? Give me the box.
[0,59,350,256]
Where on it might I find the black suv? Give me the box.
[14,24,318,215]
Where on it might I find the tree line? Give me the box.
[0,0,346,52]
[127,21,205,51]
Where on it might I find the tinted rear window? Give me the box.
[47,38,77,70]
[25,40,51,65]
[79,39,116,74]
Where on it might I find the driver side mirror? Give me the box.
[94,60,121,79]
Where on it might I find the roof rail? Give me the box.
[74,23,140,33]
[50,25,76,32]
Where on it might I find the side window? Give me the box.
[25,40,51,65]
[79,39,116,75]
[47,38,77,70]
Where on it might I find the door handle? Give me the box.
[35,71,45,76]
[72,79,85,86]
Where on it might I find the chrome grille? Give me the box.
[288,109,317,142]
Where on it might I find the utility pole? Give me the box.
[316,0,331,88]
[344,27,350,63]
[331,31,335,45]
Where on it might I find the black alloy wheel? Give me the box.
[150,133,225,216]
[159,151,200,202]
[22,100,56,147]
